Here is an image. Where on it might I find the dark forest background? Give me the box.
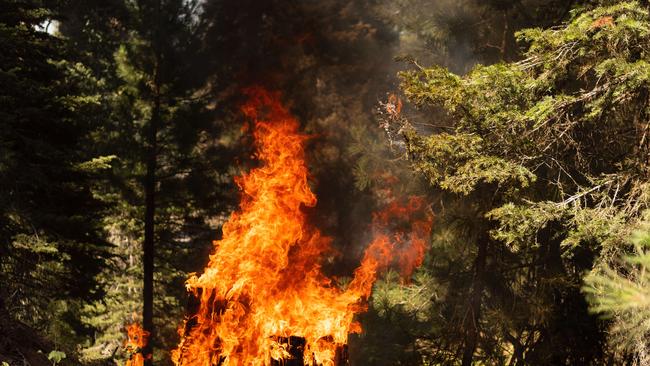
[3,0,650,365]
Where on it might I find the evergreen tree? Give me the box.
[378,1,650,364]
[58,1,239,363]
[0,0,112,362]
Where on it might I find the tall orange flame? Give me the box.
[172,87,432,366]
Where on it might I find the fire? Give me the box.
[125,323,150,366]
[172,87,432,366]
[373,195,432,279]
[386,94,402,118]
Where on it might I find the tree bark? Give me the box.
[501,10,509,59]
[143,59,160,366]
[142,1,163,363]
[461,235,488,366]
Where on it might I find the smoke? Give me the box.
[191,0,404,275]
[191,0,575,295]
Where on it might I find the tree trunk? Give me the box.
[501,10,509,59]
[0,291,8,322]
[461,235,488,366]
[143,1,163,363]
[143,65,160,366]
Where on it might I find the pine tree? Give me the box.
[0,0,112,362]
[380,1,650,364]
[58,1,239,363]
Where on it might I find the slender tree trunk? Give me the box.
[143,63,160,366]
[0,291,8,323]
[461,235,488,366]
[142,1,163,363]
[501,10,509,59]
